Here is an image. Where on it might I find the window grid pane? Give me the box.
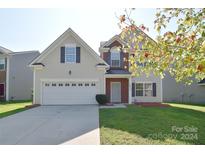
[0,64,4,70]
[145,90,152,96]
[111,52,120,60]
[111,60,120,67]
[135,83,153,97]
[145,83,152,90]
[111,52,120,67]
[65,55,75,62]
[0,59,5,70]
[136,83,143,90]
[136,90,143,96]
[65,46,76,63]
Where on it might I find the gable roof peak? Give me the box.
[29,27,109,67]
[0,46,13,54]
[101,34,126,48]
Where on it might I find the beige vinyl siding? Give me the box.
[132,73,162,102]
[34,34,105,104]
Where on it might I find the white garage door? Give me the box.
[42,81,99,105]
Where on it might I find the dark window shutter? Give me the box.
[60,47,65,63]
[107,52,111,65]
[76,47,80,63]
[153,83,156,97]
[132,83,135,97]
[0,84,4,96]
[120,51,124,68]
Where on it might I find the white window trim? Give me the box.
[65,44,76,63]
[135,82,153,97]
[111,50,120,67]
[0,58,5,71]
[0,83,5,97]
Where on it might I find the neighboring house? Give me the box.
[0,46,40,101]
[162,73,205,103]
[30,28,162,105]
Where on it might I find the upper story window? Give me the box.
[65,44,76,63]
[0,58,5,70]
[111,50,120,67]
[131,54,146,67]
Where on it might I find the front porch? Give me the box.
[105,74,132,104]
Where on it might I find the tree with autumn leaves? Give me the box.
[118,8,205,84]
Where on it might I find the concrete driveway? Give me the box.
[0,105,99,145]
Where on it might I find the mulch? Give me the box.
[25,104,40,109]
[134,102,170,107]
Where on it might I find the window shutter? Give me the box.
[132,83,135,97]
[107,52,111,65]
[153,83,156,97]
[0,84,4,96]
[60,47,65,63]
[76,47,80,63]
[120,51,124,68]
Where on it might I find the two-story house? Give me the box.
[0,46,40,101]
[30,28,162,105]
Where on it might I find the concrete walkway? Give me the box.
[0,105,99,145]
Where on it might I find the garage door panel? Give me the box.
[42,81,98,105]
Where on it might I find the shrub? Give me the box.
[96,94,108,105]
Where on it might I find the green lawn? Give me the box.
[0,100,32,118]
[99,103,205,145]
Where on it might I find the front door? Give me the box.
[111,82,121,103]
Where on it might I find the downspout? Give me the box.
[6,56,9,101]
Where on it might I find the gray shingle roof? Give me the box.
[0,46,13,54]
[106,69,131,74]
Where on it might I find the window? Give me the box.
[52,83,56,86]
[78,83,83,86]
[136,83,154,97]
[136,62,144,67]
[111,52,120,67]
[136,83,143,96]
[72,83,76,86]
[65,45,76,63]
[91,83,96,86]
[0,58,5,70]
[136,62,147,67]
[144,83,152,96]
[45,83,49,87]
[85,83,89,86]
[59,83,63,87]
[65,83,70,86]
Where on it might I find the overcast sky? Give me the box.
[0,8,175,54]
